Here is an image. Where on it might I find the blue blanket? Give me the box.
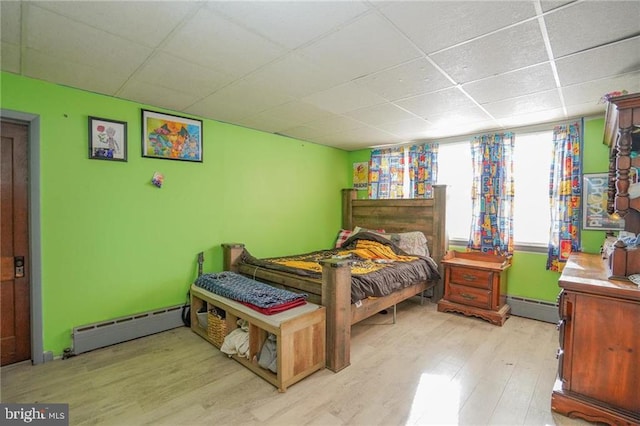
[194,272,307,309]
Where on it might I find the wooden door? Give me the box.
[1,121,30,365]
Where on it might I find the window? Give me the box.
[437,131,553,247]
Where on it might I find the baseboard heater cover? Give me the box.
[72,305,184,355]
[507,296,559,324]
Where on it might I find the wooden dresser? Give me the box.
[437,251,511,326]
[552,252,640,425]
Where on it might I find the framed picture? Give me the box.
[88,117,127,161]
[582,173,625,230]
[141,109,203,162]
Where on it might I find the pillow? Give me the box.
[334,229,353,248]
[389,231,430,257]
[353,226,386,234]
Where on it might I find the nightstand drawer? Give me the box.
[448,284,491,309]
[449,266,492,289]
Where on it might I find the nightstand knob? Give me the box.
[462,274,477,281]
[460,293,477,300]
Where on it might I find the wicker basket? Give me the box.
[207,310,227,348]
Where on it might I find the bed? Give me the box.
[222,186,448,372]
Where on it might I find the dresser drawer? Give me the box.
[449,266,492,289]
[448,284,491,309]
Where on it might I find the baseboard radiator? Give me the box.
[506,296,559,324]
[72,305,184,355]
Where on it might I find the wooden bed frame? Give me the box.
[222,185,447,372]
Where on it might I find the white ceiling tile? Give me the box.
[23,48,130,95]
[163,7,286,77]
[344,103,418,126]
[483,90,562,119]
[316,125,402,149]
[426,106,496,128]
[31,1,198,48]
[496,107,566,128]
[301,82,387,114]
[431,20,548,84]
[395,87,479,118]
[305,115,368,135]
[565,102,607,119]
[184,79,294,124]
[562,72,640,107]
[555,37,640,86]
[380,1,536,54]
[134,53,233,98]
[207,1,370,49]
[354,58,454,101]
[1,42,20,74]
[462,63,557,104]
[25,5,152,75]
[426,119,501,140]
[540,1,575,13]
[298,11,422,82]
[237,101,333,133]
[545,1,640,57]
[278,126,330,141]
[237,53,348,99]
[118,80,200,112]
[376,118,434,140]
[1,1,21,44]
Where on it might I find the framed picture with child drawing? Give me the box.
[141,109,203,162]
[88,116,128,161]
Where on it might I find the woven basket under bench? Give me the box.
[207,310,227,348]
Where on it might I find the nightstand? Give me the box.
[437,251,511,326]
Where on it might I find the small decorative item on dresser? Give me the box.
[437,250,512,326]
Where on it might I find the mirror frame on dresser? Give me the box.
[604,92,640,277]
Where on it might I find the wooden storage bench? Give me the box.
[190,284,326,392]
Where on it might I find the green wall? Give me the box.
[346,118,610,302]
[1,72,349,356]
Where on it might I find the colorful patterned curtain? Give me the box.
[547,121,582,272]
[408,143,438,198]
[468,133,515,255]
[368,147,406,199]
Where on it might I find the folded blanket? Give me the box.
[194,271,307,314]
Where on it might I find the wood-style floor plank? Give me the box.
[1,300,592,425]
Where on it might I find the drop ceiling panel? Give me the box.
[133,53,233,98]
[376,118,433,140]
[395,87,480,118]
[463,63,557,104]
[23,49,131,95]
[119,79,200,112]
[431,20,548,84]
[540,1,575,13]
[380,1,536,54]
[302,82,387,114]
[1,43,20,74]
[555,37,640,86]
[545,1,640,57]
[31,1,198,48]
[163,7,286,77]
[25,5,152,77]
[236,53,349,99]
[496,107,566,128]
[482,90,562,119]
[345,103,418,126]
[304,115,368,138]
[354,58,454,101]
[207,1,370,49]
[185,79,294,124]
[561,72,640,107]
[298,12,422,82]
[237,100,333,133]
[0,1,21,44]
[426,106,495,128]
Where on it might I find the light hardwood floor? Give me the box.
[1,300,592,426]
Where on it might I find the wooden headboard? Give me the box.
[341,185,448,270]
